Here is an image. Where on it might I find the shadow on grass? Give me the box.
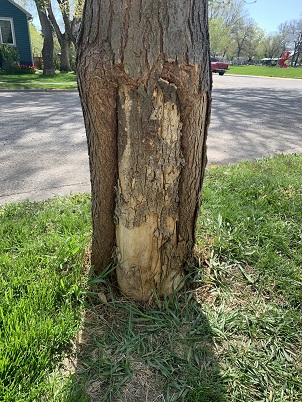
[62,279,227,402]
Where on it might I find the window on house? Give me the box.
[0,18,15,45]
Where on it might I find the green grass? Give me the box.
[1,154,301,401]
[1,65,301,91]
[200,155,302,307]
[0,195,91,401]
[0,71,78,90]
[226,65,302,79]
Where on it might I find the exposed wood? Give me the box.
[77,0,212,300]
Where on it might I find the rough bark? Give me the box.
[59,34,72,72]
[77,0,212,301]
[37,7,55,75]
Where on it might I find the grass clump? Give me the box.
[0,71,77,90]
[63,286,226,402]
[226,65,302,79]
[0,194,91,401]
[195,154,302,401]
[199,154,302,307]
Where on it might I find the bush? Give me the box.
[0,45,20,72]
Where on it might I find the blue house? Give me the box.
[0,0,33,66]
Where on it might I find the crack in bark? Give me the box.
[77,0,211,300]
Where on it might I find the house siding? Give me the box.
[0,0,33,65]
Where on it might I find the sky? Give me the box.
[23,0,302,35]
[245,0,302,33]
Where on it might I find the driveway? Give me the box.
[1,75,302,204]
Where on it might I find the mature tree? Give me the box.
[46,3,71,71]
[23,0,83,71]
[232,18,261,59]
[77,0,212,301]
[245,26,264,61]
[47,0,84,71]
[208,0,232,20]
[208,0,257,60]
[14,0,54,73]
[52,0,83,47]
[260,34,285,59]
[278,17,302,37]
[209,16,232,56]
[35,1,55,75]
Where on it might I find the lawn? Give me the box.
[0,71,78,90]
[0,154,301,401]
[1,66,301,90]
[226,65,302,79]
[0,195,91,401]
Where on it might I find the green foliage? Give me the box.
[29,23,43,57]
[208,0,287,61]
[0,45,20,72]
[259,34,285,59]
[209,17,232,56]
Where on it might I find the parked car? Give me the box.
[211,57,229,75]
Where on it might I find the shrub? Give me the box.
[0,45,20,72]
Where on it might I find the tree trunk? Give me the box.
[37,8,55,75]
[60,34,71,72]
[77,0,212,301]
[47,3,72,72]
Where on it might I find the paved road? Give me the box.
[208,74,302,165]
[1,75,301,204]
[1,91,89,204]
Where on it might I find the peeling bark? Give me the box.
[77,0,212,301]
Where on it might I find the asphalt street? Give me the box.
[208,74,302,165]
[1,74,301,204]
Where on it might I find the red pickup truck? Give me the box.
[211,57,229,76]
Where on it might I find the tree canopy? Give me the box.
[208,0,302,64]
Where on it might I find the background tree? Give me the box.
[232,18,262,60]
[17,0,83,72]
[46,0,83,71]
[208,0,262,61]
[209,16,232,57]
[77,0,212,301]
[208,0,231,20]
[29,22,43,57]
[278,16,302,37]
[46,2,71,71]
[260,34,284,59]
[244,25,264,62]
[35,0,55,75]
